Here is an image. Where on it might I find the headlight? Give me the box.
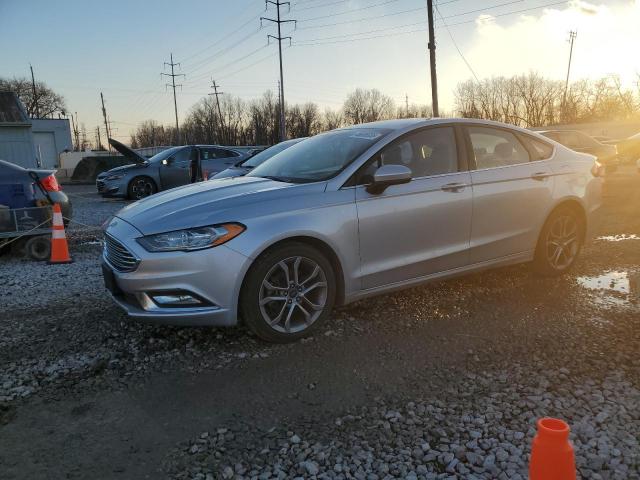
[136,223,245,252]
[104,174,124,181]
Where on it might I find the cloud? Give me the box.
[438,0,639,107]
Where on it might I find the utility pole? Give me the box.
[427,0,439,117]
[100,92,112,152]
[208,79,226,144]
[95,126,102,150]
[72,112,80,151]
[405,94,409,118]
[261,1,296,141]
[562,30,577,120]
[162,53,185,145]
[29,64,39,118]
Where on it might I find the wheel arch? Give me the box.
[239,235,347,311]
[127,174,158,198]
[544,197,588,241]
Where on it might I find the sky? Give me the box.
[1,0,638,142]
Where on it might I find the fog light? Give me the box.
[150,292,206,307]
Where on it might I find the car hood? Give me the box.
[108,138,148,164]
[115,176,326,235]
[98,163,145,178]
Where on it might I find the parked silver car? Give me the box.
[102,118,603,342]
[96,139,249,199]
[210,138,307,180]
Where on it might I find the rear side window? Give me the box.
[468,127,530,169]
[522,136,554,160]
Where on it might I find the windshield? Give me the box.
[242,139,304,168]
[147,146,185,163]
[248,128,391,183]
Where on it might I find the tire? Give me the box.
[127,176,157,200]
[532,206,584,276]
[25,235,51,261]
[240,242,337,343]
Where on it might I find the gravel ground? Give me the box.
[1,173,639,479]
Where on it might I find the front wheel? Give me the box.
[127,176,157,200]
[532,206,584,276]
[240,243,336,343]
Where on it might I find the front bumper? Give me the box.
[102,218,251,326]
[96,177,126,197]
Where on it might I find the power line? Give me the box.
[294,0,349,11]
[293,0,569,46]
[261,0,296,141]
[295,0,523,43]
[161,53,186,144]
[435,2,480,83]
[297,0,402,23]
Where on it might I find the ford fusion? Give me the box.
[102,119,602,342]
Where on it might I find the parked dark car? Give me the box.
[96,139,250,199]
[539,130,618,171]
[210,138,306,180]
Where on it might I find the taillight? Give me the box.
[591,160,605,177]
[39,174,61,191]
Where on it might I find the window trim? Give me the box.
[345,123,467,187]
[516,132,555,161]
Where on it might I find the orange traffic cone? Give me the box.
[529,418,576,480]
[48,203,72,264]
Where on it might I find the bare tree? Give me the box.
[0,76,67,118]
[343,88,395,124]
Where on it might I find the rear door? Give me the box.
[158,147,193,190]
[200,148,241,178]
[465,126,556,263]
[354,125,473,289]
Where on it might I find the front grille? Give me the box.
[104,234,139,272]
[96,180,105,192]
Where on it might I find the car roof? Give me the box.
[347,117,549,137]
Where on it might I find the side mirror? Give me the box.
[366,164,412,194]
[162,157,174,166]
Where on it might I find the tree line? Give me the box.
[131,72,640,148]
[129,88,430,148]
[454,72,640,128]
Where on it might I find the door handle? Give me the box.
[531,172,550,181]
[441,182,467,192]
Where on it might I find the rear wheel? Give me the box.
[127,176,157,200]
[532,206,583,276]
[240,242,336,343]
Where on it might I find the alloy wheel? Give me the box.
[545,215,579,270]
[131,179,153,199]
[258,256,328,334]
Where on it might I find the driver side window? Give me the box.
[356,127,458,185]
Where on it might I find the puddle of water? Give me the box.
[597,234,640,242]
[578,271,630,294]
[577,271,640,308]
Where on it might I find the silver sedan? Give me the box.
[102,118,603,342]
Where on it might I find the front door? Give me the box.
[465,126,556,263]
[355,126,473,290]
[159,147,193,190]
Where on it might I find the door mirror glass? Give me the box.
[366,164,412,194]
